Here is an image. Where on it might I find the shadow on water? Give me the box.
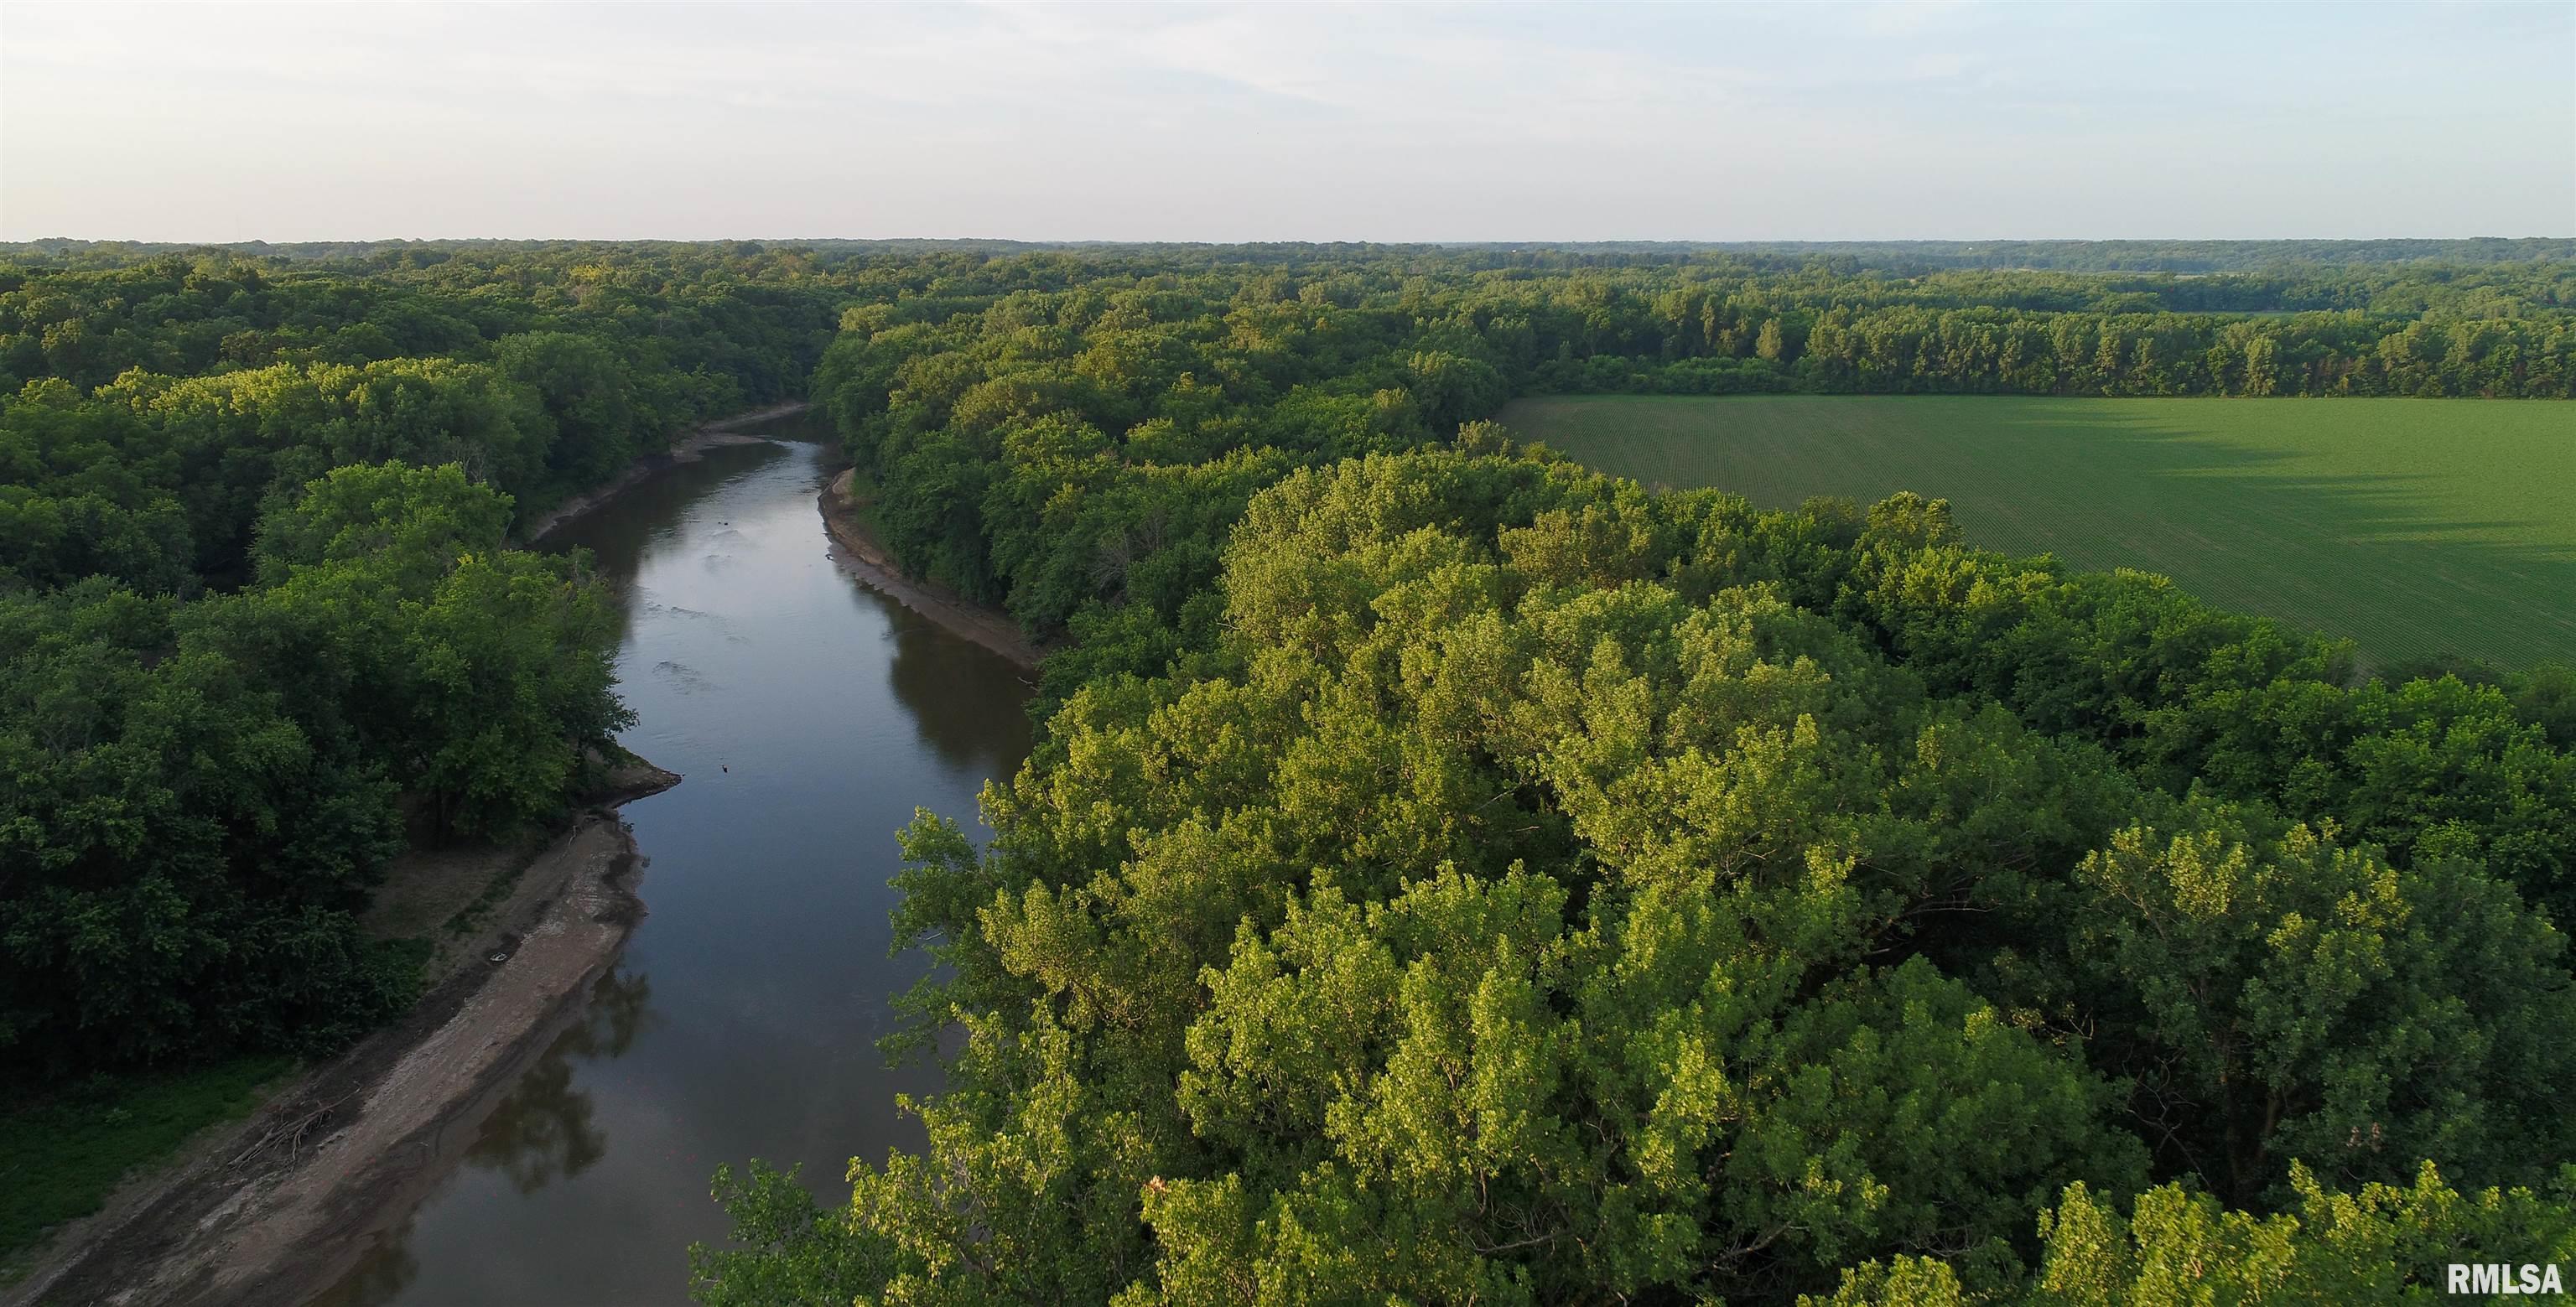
[325,1221,417,1307]
[553,443,798,659]
[319,971,659,1306]
[466,970,657,1195]
[553,443,796,580]
[885,604,1037,775]
[311,433,1037,1307]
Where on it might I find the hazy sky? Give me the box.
[4,2,2570,242]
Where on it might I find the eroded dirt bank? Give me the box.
[10,424,1023,1306]
[3,407,810,1307]
[6,774,677,1307]
[819,467,1044,673]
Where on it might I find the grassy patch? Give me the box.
[0,1055,293,1271]
[443,857,533,937]
[361,839,529,942]
[1501,395,2576,668]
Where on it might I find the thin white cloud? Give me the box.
[1,1,2567,241]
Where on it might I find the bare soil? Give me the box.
[362,840,534,948]
[4,777,674,1307]
[1,400,1019,1307]
[362,759,682,975]
[0,498,707,1306]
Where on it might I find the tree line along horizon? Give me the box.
[1,240,2572,1302]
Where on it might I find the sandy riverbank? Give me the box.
[5,413,1025,1307]
[8,402,809,1304]
[7,762,677,1307]
[0,397,792,1307]
[818,467,1045,673]
[518,400,811,543]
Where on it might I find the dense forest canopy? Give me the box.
[3,241,2571,1299]
[728,243,2575,1303]
[0,245,844,1076]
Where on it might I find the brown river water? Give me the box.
[313,421,1034,1304]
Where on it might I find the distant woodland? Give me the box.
[3,241,2571,1301]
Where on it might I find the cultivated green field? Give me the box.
[1499,396,2576,669]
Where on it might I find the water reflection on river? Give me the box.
[314,428,1033,1305]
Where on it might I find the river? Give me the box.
[314,423,1034,1305]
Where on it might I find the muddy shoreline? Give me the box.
[518,401,811,544]
[818,467,1044,673]
[0,406,815,1307]
[6,765,678,1307]
[6,410,1032,1307]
